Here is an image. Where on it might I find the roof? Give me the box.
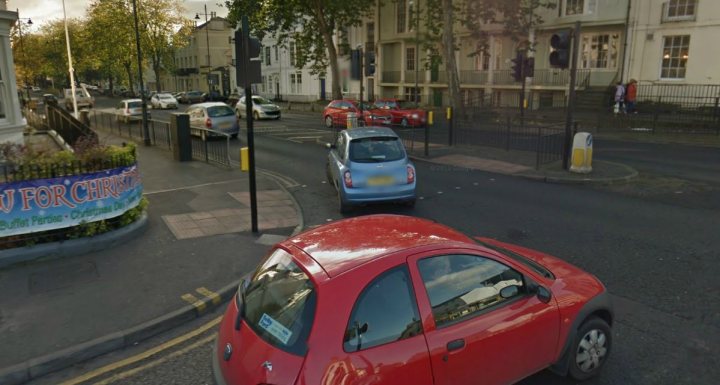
[286,215,473,278]
[344,127,398,139]
[122,98,142,103]
[189,102,228,108]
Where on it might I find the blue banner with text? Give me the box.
[0,164,143,236]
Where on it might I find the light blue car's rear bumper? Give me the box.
[341,183,416,205]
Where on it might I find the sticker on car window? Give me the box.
[258,313,293,345]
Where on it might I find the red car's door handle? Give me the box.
[447,339,465,352]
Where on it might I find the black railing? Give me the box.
[91,111,232,165]
[46,104,98,147]
[1,152,136,183]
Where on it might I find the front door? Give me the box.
[407,250,560,385]
[320,78,326,100]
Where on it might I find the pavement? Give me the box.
[0,125,639,384]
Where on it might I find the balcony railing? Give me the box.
[381,71,401,83]
[404,70,425,83]
[661,1,697,23]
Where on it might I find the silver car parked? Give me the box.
[186,102,239,138]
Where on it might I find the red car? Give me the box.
[213,215,613,385]
[374,98,427,127]
[323,100,392,128]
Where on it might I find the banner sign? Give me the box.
[0,164,143,237]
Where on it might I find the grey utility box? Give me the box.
[171,113,192,162]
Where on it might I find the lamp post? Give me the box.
[61,0,79,117]
[409,0,420,103]
[195,5,213,95]
[131,0,151,145]
[15,9,32,101]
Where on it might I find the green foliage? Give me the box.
[226,0,377,100]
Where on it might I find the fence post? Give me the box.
[714,97,719,135]
[204,133,209,163]
[652,96,661,134]
[506,116,511,152]
[424,110,431,157]
[535,125,541,170]
[447,107,453,146]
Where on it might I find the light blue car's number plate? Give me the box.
[367,176,395,186]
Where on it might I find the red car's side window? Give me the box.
[343,266,422,352]
[417,254,525,328]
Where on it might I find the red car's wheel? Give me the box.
[569,317,612,381]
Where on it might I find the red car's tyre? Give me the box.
[568,317,612,381]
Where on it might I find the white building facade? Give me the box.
[0,3,23,144]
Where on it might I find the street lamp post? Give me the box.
[131,0,151,146]
[409,0,420,104]
[15,9,32,102]
[61,0,79,117]
[195,5,213,95]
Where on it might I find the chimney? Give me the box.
[210,11,216,18]
[1,0,7,11]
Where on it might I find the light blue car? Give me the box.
[326,127,416,213]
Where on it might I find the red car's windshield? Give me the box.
[243,248,317,356]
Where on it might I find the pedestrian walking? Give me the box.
[614,82,625,114]
[625,79,638,114]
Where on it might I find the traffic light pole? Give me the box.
[359,46,363,118]
[520,52,526,120]
[242,16,258,233]
[562,21,581,170]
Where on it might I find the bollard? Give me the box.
[240,147,249,171]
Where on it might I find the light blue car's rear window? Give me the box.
[349,137,405,163]
[207,106,234,117]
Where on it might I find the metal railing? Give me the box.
[1,153,137,183]
[90,111,233,166]
[46,105,98,147]
[189,128,232,167]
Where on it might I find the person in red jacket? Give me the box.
[625,79,638,114]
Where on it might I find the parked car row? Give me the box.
[323,98,428,129]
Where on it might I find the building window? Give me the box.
[580,33,620,69]
[290,72,302,94]
[275,46,279,61]
[267,76,273,95]
[404,87,419,102]
[397,0,407,33]
[366,22,375,53]
[406,47,416,71]
[661,35,690,79]
[265,47,271,66]
[260,75,266,92]
[663,0,697,21]
[474,43,490,71]
[564,0,596,15]
[289,42,296,66]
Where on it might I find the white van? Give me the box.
[64,87,95,110]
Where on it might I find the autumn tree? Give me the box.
[423,0,555,115]
[136,0,193,92]
[226,0,377,100]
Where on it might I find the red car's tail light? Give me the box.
[407,166,415,184]
[344,170,353,188]
[205,118,212,128]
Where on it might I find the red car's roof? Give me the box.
[285,215,473,278]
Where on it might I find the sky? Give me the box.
[7,0,228,29]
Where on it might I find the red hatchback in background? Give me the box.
[323,100,392,128]
[213,215,613,385]
[374,98,427,127]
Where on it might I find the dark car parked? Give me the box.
[179,91,205,104]
[203,91,228,103]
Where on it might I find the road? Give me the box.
[30,96,720,385]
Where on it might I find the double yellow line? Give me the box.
[59,287,226,385]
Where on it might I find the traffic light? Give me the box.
[524,57,535,78]
[234,29,262,86]
[364,51,376,76]
[511,53,523,82]
[550,30,572,68]
[350,49,362,80]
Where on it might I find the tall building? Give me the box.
[164,17,234,95]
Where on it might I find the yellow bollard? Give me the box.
[446,107,452,120]
[428,111,434,125]
[240,147,249,172]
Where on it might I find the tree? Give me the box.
[226,0,377,100]
[136,0,193,92]
[422,0,555,115]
